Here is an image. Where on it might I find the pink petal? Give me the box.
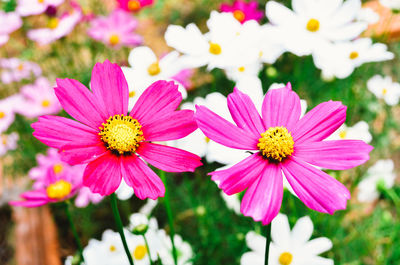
[142,110,197,141]
[32,115,99,149]
[240,163,283,225]
[60,144,108,165]
[90,60,129,117]
[55,78,107,129]
[136,142,202,172]
[261,84,301,132]
[228,88,265,137]
[292,101,346,144]
[211,153,266,195]
[20,190,48,200]
[281,157,350,214]
[195,105,259,150]
[120,155,165,200]
[9,200,48,208]
[294,140,373,170]
[130,80,182,126]
[83,153,122,196]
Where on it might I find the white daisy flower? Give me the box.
[380,0,400,11]
[358,159,396,202]
[367,75,400,106]
[357,8,380,24]
[241,213,333,265]
[0,132,18,156]
[327,121,372,143]
[157,230,193,265]
[115,179,134,200]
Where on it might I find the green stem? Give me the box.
[110,193,135,265]
[143,234,154,265]
[385,189,400,213]
[264,223,272,265]
[64,201,85,264]
[160,170,178,265]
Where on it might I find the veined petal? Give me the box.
[120,155,165,200]
[240,163,283,225]
[294,140,373,170]
[137,142,202,172]
[195,105,259,150]
[60,144,108,165]
[281,157,350,214]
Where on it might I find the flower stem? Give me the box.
[143,234,154,265]
[110,193,135,265]
[264,223,272,265]
[160,170,178,265]
[64,201,85,264]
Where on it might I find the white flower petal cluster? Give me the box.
[380,0,400,11]
[328,121,372,143]
[367,75,400,106]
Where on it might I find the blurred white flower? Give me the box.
[357,8,380,24]
[358,159,396,202]
[327,121,372,143]
[157,230,193,265]
[115,179,135,200]
[0,132,18,156]
[0,58,42,84]
[220,191,241,214]
[367,75,400,106]
[139,199,159,216]
[380,0,400,10]
[241,213,333,265]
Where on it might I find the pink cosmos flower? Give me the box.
[117,0,154,12]
[0,58,42,84]
[0,11,22,46]
[32,60,202,199]
[0,95,21,133]
[87,9,142,48]
[0,132,19,156]
[195,84,373,225]
[14,77,62,119]
[220,0,263,24]
[16,0,64,17]
[27,4,82,45]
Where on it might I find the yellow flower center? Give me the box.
[339,130,347,139]
[147,62,161,76]
[258,127,294,162]
[109,245,117,252]
[48,18,59,29]
[129,91,136,98]
[17,63,24,71]
[238,66,245,72]
[38,0,45,3]
[349,51,359,60]
[382,88,388,95]
[109,34,120,46]
[53,163,63,174]
[306,18,320,32]
[133,245,147,260]
[0,112,5,119]
[99,114,145,155]
[233,10,245,22]
[2,136,7,145]
[209,42,222,55]
[279,252,293,265]
[128,0,141,11]
[46,180,72,200]
[205,136,210,143]
[41,99,51,107]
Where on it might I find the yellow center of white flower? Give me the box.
[258,127,294,162]
[349,51,359,60]
[339,130,347,139]
[238,66,245,72]
[209,42,222,55]
[279,252,293,265]
[48,18,59,29]
[306,18,320,32]
[133,245,147,260]
[109,34,120,46]
[0,112,5,119]
[147,62,161,76]
[41,99,51,107]
[128,0,141,11]
[129,91,136,98]
[233,10,245,22]
[382,88,388,95]
[109,245,117,252]
[99,114,145,154]
[46,180,72,200]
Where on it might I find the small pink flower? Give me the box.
[75,186,103,207]
[32,60,202,199]
[220,0,263,23]
[27,4,82,45]
[87,9,142,48]
[195,84,373,225]
[117,0,154,12]
[16,0,64,17]
[0,58,41,84]
[0,132,19,156]
[0,11,22,46]
[0,95,21,133]
[14,77,62,118]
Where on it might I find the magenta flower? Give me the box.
[220,0,263,24]
[0,11,22,47]
[16,0,64,17]
[195,84,373,225]
[32,60,202,199]
[87,9,142,48]
[117,0,154,12]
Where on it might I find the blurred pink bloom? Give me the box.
[195,84,373,225]
[171,69,194,91]
[14,77,62,118]
[117,0,154,12]
[27,4,82,45]
[0,95,21,133]
[16,0,64,17]
[0,11,22,46]
[220,0,263,23]
[87,9,142,48]
[0,132,19,156]
[0,58,41,84]
[75,186,103,207]
[32,60,202,198]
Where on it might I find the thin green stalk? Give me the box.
[143,234,154,265]
[160,170,178,265]
[110,193,135,265]
[64,201,85,265]
[264,223,272,265]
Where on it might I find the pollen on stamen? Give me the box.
[258,126,294,162]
